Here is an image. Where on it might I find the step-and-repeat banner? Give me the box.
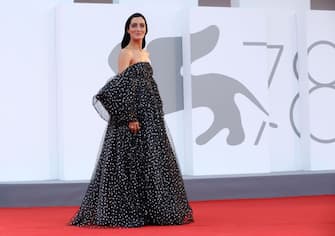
[57,6,335,178]
[1,3,334,180]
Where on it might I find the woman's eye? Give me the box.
[130,23,145,28]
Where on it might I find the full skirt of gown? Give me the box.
[68,62,193,227]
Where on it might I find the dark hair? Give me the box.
[121,13,148,49]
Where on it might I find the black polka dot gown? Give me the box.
[68,62,194,227]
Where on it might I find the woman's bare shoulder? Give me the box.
[118,49,133,73]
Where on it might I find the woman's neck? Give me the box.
[127,40,143,51]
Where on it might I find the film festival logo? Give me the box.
[108,26,335,146]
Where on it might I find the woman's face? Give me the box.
[127,17,146,41]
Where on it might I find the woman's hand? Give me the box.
[128,121,140,134]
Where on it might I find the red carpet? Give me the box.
[1,195,334,236]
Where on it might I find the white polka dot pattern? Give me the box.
[68,62,194,228]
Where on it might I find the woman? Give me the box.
[68,13,193,227]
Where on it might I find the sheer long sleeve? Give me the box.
[93,75,138,123]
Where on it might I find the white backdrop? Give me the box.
[265,10,300,171]
[189,8,270,174]
[0,0,60,181]
[0,2,334,181]
[307,11,335,170]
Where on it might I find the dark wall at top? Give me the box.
[311,0,335,10]
[198,0,231,7]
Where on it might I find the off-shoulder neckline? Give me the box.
[118,61,151,76]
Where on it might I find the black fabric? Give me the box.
[69,62,193,227]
